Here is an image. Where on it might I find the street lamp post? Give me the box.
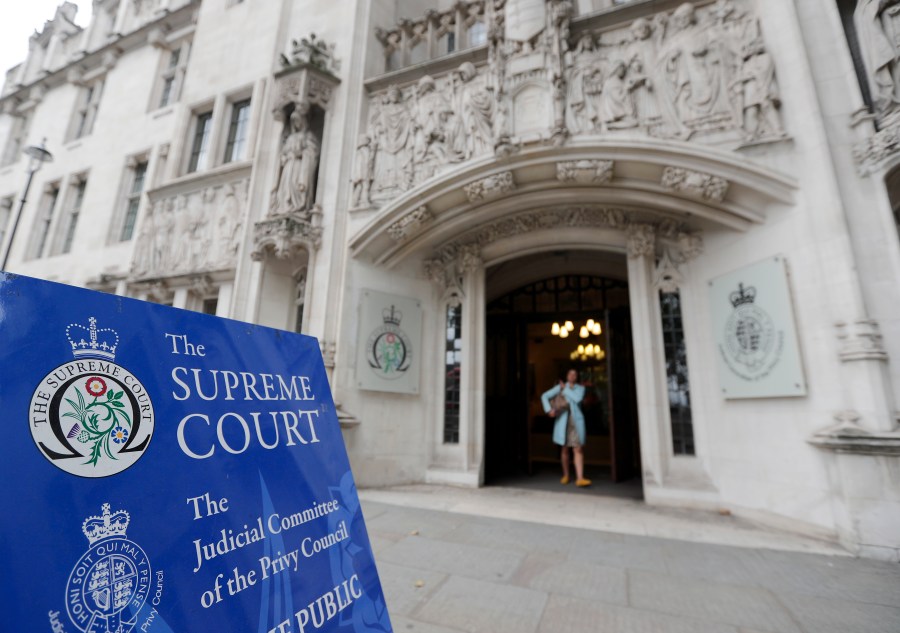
[1,140,54,271]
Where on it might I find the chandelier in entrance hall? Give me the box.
[550,319,602,339]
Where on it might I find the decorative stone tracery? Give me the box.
[463,171,515,202]
[387,206,433,242]
[420,206,701,285]
[556,159,613,184]
[661,166,730,202]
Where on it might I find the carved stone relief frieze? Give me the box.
[131,179,247,280]
[661,166,730,202]
[464,171,515,202]
[361,0,786,208]
[556,159,613,184]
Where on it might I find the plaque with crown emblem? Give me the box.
[357,289,422,394]
[709,256,807,398]
[0,273,392,633]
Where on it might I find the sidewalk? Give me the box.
[359,485,900,633]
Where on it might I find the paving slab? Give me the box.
[357,487,900,633]
[376,534,525,582]
[627,569,802,632]
[777,593,900,633]
[537,593,741,633]
[415,575,547,633]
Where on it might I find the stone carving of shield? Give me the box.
[505,0,546,42]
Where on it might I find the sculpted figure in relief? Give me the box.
[599,59,639,130]
[658,3,726,134]
[626,18,664,132]
[567,34,600,133]
[450,62,494,160]
[371,86,415,195]
[854,0,900,116]
[412,75,455,182]
[351,134,374,207]
[271,105,320,215]
[736,35,783,141]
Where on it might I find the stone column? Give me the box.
[459,247,486,481]
[626,224,669,487]
[172,287,189,310]
[216,282,234,318]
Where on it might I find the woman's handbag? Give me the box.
[551,391,569,414]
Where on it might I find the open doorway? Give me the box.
[484,253,642,498]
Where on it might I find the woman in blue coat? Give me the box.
[541,369,591,487]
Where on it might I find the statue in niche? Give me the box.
[351,134,374,207]
[599,59,639,130]
[412,75,455,182]
[658,3,726,135]
[371,86,414,194]
[449,62,494,160]
[271,103,320,215]
[854,0,900,116]
[736,35,784,141]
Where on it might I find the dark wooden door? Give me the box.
[608,307,640,483]
[484,317,528,482]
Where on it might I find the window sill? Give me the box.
[151,104,176,119]
[148,160,252,199]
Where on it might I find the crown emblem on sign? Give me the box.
[382,305,402,326]
[82,503,130,545]
[66,317,119,361]
[729,283,757,308]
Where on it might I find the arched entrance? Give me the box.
[484,251,641,496]
[349,140,796,491]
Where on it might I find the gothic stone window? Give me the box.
[1,108,32,167]
[659,290,694,455]
[70,79,104,140]
[29,183,60,260]
[119,159,148,241]
[157,41,191,109]
[0,195,13,251]
[444,302,463,444]
[56,175,87,255]
[223,98,252,163]
[187,110,213,173]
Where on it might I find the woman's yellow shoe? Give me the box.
[575,478,592,487]
[560,476,570,484]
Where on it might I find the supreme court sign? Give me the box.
[0,272,392,633]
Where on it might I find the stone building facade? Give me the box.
[1,0,899,560]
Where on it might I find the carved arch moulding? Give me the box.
[355,0,791,210]
[348,141,797,268]
[420,207,703,291]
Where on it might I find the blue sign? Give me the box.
[0,273,393,633]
